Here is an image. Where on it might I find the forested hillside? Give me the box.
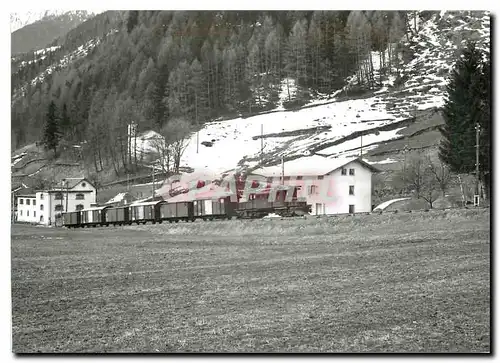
[11,10,419,149]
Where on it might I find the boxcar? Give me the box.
[194,197,237,220]
[80,206,111,227]
[106,206,130,226]
[159,201,193,222]
[129,201,164,224]
[63,211,81,228]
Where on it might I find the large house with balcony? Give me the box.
[15,178,97,225]
[251,155,379,215]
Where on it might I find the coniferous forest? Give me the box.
[11,11,414,154]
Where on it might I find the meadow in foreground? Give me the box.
[11,209,490,353]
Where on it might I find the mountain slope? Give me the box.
[10,11,67,32]
[10,11,490,198]
[143,11,490,177]
[11,11,100,55]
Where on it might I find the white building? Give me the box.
[15,178,97,226]
[16,194,38,223]
[251,155,379,215]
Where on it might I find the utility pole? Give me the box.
[360,134,363,158]
[152,162,156,201]
[261,124,264,163]
[61,180,65,214]
[402,145,409,180]
[196,131,199,154]
[66,180,69,212]
[11,191,14,224]
[475,123,481,204]
[281,156,285,185]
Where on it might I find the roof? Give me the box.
[248,184,300,195]
[104,192,134,205]
[63,178,95,190]
[16,194,36,198]
[156,170,221,198]
[166,183,235,203]
[251,156,380,177]
[41,178,95,192]
[129,200,165,207]
[80,206,111,212]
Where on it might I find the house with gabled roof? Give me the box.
[251,155,379,215]
[14,177,97,226]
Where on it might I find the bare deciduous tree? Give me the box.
[420,166,441,209]
[150,134,171,174]
[398,153,451,208]
[150,117,192,174]
[403,153,425,198]
[426,156,452,197]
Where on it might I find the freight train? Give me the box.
[62,187,311,228]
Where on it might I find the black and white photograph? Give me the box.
[8,6,491,354]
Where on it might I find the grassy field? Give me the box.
[11,208,490,353]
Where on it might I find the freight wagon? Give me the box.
[106,206,131,226]
[159,201,193,222]
[193,197,238,221]
[129,201,164,224]
[62,211,81,228]
[80,206,111,227]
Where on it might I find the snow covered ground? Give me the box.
[373,198,411,211]
[168,11,488,180]
[174,95,408,176]
[368,158,398,165]
[11,153,27,167]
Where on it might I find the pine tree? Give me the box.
[60,103,71,138]
[189,58,208,124]
[439,42,486,175]
[127,11,140,34]
[42,101,61,156]
[284,18,309,104]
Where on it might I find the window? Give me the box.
[20,210,22,216]
[81,182,86,187]
[40,215,44,222]
[76,204,84,211]
[341,168,347,175]
[34,211,36,217]
[40,204,44,211]
[318,175,324,180]
[296,176,303,180]
[349,185,355,195]
[349,205,355,214]
[76,193,85,200]
[349,168,355,175]
[26,199,30,205]
[308,185,317,195]
[27,211,29,216]
[40,193,44,200]
[32,199,36,206]
[283,176,290,181]
[19,199,24,204]
[55,204,63,211]
[55,192,63,200]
